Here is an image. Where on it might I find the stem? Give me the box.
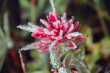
[49,40,60,69]
[49,0,56,12]
[49,40,57,52]
[18,50,26,73]
[49,40,68,73]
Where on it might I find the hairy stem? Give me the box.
[49,0,56,12]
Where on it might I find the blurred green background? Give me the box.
[0,0,110,73]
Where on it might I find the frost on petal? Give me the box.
[67,18,76,33]
[52,22,59,30]
[34,41,50,53]
[68,19,73,24]
[67,23,74,33]
[61,13,66,22]
[73,34,86,45]
[62,23,69,32]
[31,28,48,39]
[73,21,80,32]
[48,12,58,23]
[17,25,36,32]
[64,33,73,40]
[66,41,77,50]
[40,19,50,28]
[67,32,83,38]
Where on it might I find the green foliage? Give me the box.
[27,50,49,73]
[0,12,13,71]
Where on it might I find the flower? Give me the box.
[31,11,85,53]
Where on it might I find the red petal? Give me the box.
[32,28,47,39]
[73,21,80,32]
[66,41,77,49]
[48,12,58,22]
[34,41,49,53]
[74,35,86,44]
[67,23,74,33]
[40,19,50,28]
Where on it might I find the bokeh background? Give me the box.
[0,0,110,73]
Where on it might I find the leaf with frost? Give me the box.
[17,23,38,32]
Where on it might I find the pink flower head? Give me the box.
[32,12,85,53]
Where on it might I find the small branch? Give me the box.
[18,42,36,73]
[18,50,26,73]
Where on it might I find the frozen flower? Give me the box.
[17,1,88,73]
[31,12,85,53]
